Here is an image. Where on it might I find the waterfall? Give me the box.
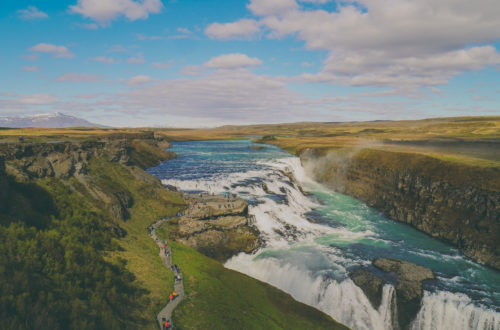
[157,141,500,330]
[412,291,500,330]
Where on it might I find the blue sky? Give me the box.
[0,0,499,127]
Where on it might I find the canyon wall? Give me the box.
[301,148,500,270]
[0,137,176,222]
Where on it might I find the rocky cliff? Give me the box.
[302,148,500,270]
[350,258,435,329]
[163,193,260,262]
[0,137,176,222]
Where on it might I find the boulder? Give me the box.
[349,269,385,309]
[373,258,434,329]
[350,258,434,329]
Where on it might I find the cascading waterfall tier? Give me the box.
[149,139,500,330]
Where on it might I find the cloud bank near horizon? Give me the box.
[1,0,499,127]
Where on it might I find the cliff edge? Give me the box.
[302,148,500,270]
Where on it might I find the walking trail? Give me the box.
[147,193,243,329]
[149,218,185,330]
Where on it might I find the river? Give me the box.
[147,139,500,330]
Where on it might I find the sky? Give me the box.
[0,0,499,127]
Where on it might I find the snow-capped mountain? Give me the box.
[0,112,104,128]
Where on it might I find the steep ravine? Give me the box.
[301,148,500,270]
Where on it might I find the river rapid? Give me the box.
[148,139,500,330]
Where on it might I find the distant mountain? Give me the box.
[0,112,105,128]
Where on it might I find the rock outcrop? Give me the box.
[350,258,434,329]
[1,140,126,180]
[0,137,175,222]
[302,148,500,270]
[350,269,386,309]
[167,194,259,262]
[374,258,434,329]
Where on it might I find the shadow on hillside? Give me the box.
[0,161,56,228]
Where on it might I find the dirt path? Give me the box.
[149,218,185,330]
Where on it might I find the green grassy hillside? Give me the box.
[156,237,347,329]
[0,137,347,329]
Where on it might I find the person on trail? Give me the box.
[164,320,169,329]
[169,293,173,301]
[173,291,177,299]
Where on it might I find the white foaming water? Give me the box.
[412,291,500,330]
[162,154,500,330]
[226,253,395,330]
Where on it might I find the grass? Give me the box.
[0,129,350,328]
[0,127,157,143]
[352,148,500,191]
[0,129,189,328]
[2,116,498,168]
[150,116,500,169]
[154,237,347,330]
[86,157,186,328]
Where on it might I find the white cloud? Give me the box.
[180,65,204,76]
[152,60,174,69]
[55,73,101,82]
[127,75,153,85]
[127,53,146,64]
[22,66,41,72]
[168,28,199,40]
[106,45,128,53]
[91,56,116,64]
[135,33,164,40]
[204,53,263,69]
[77,23,99,29]
[299,0,331,4]
[247,0,298,16]
[22,54,40,61]
[242,0,500,89]
[298,46,500,89]
[177,27,192,34]
[101,69,327,123]
[0,93,59,106]
[29,43,74,58]
[18,6,48,20]
[21,94,59,105]
[205,19,261,40]
[69,0,163,25]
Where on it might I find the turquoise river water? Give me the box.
[148,139,499,330]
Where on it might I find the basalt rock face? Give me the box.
[168,195,260,262]
[0,141,130,180]
[350,269,386,309]
[176,215,259,262]
[302,148,500,270]
[0,138,176,180]
[350,258,434,330]
[374,258,434,329]
[0,138,175,221]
